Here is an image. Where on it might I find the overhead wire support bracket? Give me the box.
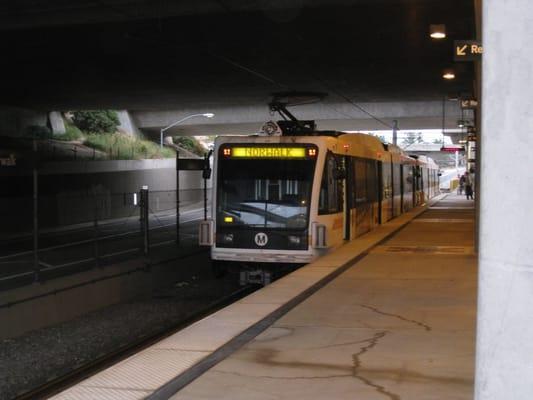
[268,91,328,136]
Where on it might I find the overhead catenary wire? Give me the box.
[327,89,394,129]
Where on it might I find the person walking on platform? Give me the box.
[458,174,465,195]
[464,172,473,200]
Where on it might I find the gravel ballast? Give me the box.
[0,272,241,400]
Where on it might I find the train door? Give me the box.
[402,164,414,212]
[400,165,404,213]
[344,156,353,240]
[354,158,372,237]
[425,169,433,200]
[419,167,425,204]
[382,158,395,222]
[368,160,379,226]
[377,160,383,224]
[392,162,401,217]
[412,166,417,207]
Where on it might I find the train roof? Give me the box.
[412,154,440,169]
[214,130,437,166]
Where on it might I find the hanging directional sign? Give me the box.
[441,146,465,152]
[461,99,478,109]
[454,40,483,61]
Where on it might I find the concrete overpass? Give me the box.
[0,0,476,142]
[131,99,472,139]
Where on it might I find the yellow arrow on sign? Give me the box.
[457,45,468,56]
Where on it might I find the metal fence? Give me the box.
[37,140,170,161]
[3,138,168,162]
[0,189,205,290]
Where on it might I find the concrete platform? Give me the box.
[50,194,476,400]
[171,194,476,400]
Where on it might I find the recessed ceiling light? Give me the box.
[430,24,446,39]
[443,70,455,80]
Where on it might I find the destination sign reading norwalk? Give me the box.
[230,147,307,158]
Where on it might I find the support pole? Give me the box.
[203,168,208,221]
[140,186,149,256]
[202,150,212,221]
[392,119,398,146]
[93,193,100,267]
[442,96,446,145]
[176,152,180,245]
[32,138,39,283]
[455,150,459,176]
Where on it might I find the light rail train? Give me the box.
[199,116,439,284]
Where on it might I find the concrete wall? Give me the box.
[0,106,47,137]
[49,111,66,135]
[1,159,211,232]
[116,109,142,137]
[0,260,148,339]
[0,250,209,340]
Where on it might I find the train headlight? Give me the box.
[288,235,301,245]
[222,233,234,243]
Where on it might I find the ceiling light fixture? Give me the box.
[430,24,446,39]
[443,70,456,80]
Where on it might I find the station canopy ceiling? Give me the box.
[1,0,476,110]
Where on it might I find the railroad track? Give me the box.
[14,284,256,400]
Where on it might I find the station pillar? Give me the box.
[475,1,533,399]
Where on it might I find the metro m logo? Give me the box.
[254,232,269,247]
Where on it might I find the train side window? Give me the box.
[382,160,392,199]
[393,163,401,198]
[366,160,378,202]
[354,158,367,204]
[319,152,344,215]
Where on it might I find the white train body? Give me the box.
[199,132,439,270]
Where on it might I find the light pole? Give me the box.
[392,119,399,146]
[160,113,214,148]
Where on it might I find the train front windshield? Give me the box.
[217,157,316,230]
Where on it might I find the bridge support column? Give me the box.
[475,1,533,399]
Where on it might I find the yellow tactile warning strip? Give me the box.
[53,349,209,399]
[83,349,209,390]
[371,245,475,255]
[51,386,150,400]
